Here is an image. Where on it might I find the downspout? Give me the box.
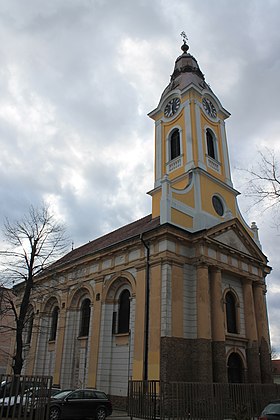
[140,233,150,381]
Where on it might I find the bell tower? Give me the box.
[148,37,258,242]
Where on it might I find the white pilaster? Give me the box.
[220,120,233,186]
[194,100,206,170]
[184,99,195,172]
[154,120,162,188]
[160,175,171,224]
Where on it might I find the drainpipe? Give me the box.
[140,233,150,381]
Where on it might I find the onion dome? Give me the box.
[160,41,210,100]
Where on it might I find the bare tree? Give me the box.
[243,149,280,210]
[271,346,280,360]
[0,203,69,375]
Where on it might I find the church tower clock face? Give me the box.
[202,97,217,118]
[164,97,180,118]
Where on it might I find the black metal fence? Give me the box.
[128,380,280,419]
[0,374,52,420]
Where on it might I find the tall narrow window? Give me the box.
[226,291,237,333]
[118,289,130,334]
[170,129,180,160]
[228,353,243,383]
[79,298,91,337]
[206,129,216,159]
[50,306,59,341]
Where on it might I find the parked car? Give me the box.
[51,388,62,396]
[0,380,31,416]
[259,400,280,419]
[0,393,26,417]
[49,389,112,420]
[0,384,59,417]
[51,390,74,400]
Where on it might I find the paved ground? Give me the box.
[111,410,142,420]
[111,410,128,418]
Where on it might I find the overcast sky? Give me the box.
[1,0,280,352]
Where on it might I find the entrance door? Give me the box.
[227,353,243,383]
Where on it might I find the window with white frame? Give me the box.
[166,127,183,173]
[112,287,131,334]
[118,289,130,334]
[170,129,180,160]
[49,306,59,341]
[79,298,91,337]
[206,128,217,160]
[225,291,238,334]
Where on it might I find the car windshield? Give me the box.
[95,391,107,399]
[51,388,62,396]
[52,390,73,400]
[263,402,280,415]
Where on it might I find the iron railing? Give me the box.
[0,374,52,420]
[128,380,280,420]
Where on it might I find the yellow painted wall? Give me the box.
[172,186,195,208]
[151,190,161,218]
[196,264,211,339]
[171,208,193,229]
[132,267,146,380]
[172,176,191,190]
[148,263,161,380]
[200,174,237,217]
[172,264,184,337]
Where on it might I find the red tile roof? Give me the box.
[48,214,160,271]
[272,360,280,374]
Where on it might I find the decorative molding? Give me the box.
[194,100,206,170]
[184,99,193,165]
[155,121,162,185]
[207,155,221,173]
[167,156,183,173]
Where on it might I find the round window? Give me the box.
[212,195,224,216]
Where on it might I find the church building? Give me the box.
[19,40,272,403]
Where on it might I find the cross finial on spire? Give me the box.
[180,31,188,44]
[180,31,189,53]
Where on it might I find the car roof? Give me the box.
[68,389,108,395]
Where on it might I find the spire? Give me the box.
[160,33,208,100]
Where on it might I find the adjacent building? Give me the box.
[0,287,15,374]
[272,360,280,384]
[16,40,272,403]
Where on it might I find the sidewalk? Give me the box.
[111,410,129,418]
[111,410,142,420]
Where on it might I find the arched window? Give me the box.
[206,129,216,159]
[49,306,59,341]
[79,298,91,337]
[170,129,180,160]
[228,353,243,383]
[226,291,237,333]
[118,289,130,334]
[25,311,34,345]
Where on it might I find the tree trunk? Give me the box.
[13,319,24,374]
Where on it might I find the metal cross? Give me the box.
[180,31,188,43]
